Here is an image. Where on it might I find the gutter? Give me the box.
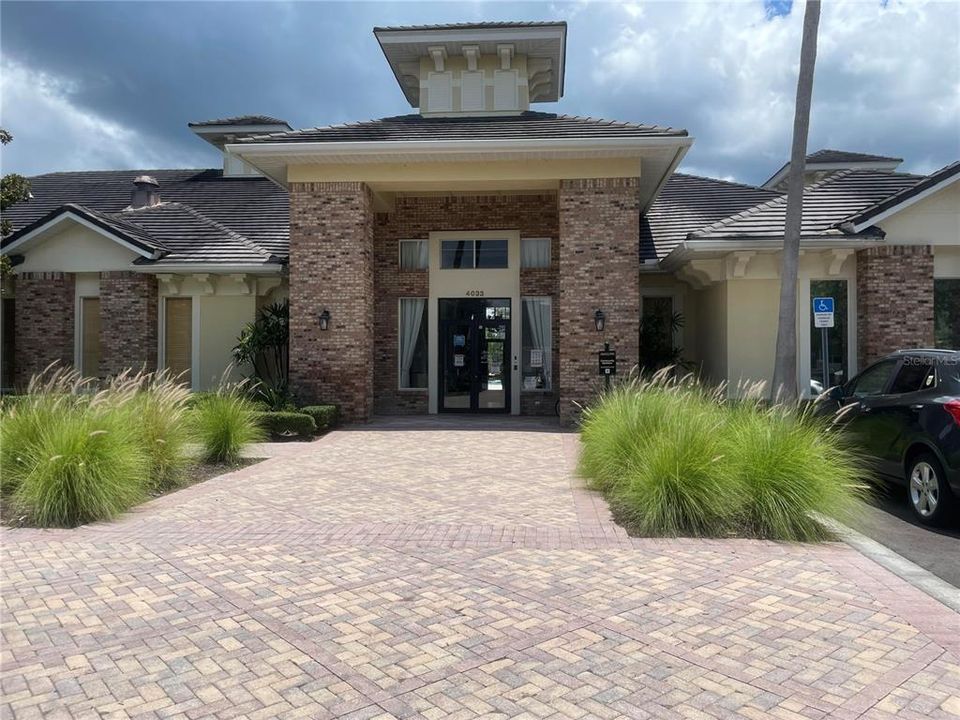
[135,263,286,274]
[659,236,885,272]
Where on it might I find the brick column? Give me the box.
[99,271,158,378]
[857,245,934,367]
[558,178,641,425]
[289,181,375,422]
[13,272,75,386]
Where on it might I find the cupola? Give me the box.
[374,22,566,116]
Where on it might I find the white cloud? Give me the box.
[0,58,205,175]
[587,0,960,182]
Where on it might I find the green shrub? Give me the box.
[723,404,866,541]
[578,373,867,541]
[190,387,266,463]
[299,405,339,431]
[126,372,192,491]
[255,411,316,437]
[9,399,147,527]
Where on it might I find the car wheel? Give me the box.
[907,453,954,525]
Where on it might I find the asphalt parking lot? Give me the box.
[847,479,960,588]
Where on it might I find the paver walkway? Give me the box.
[2,416,959,719]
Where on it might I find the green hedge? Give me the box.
[300,405,339,430]
[255,411,317,437]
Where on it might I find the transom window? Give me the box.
[440,239,508,269]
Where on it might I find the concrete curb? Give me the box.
[817,514,960,613]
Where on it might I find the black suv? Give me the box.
[820,349,960,525]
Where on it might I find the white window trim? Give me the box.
[520,295,553,393]
[397,296,429,392]
[520,237,552,269]
[398,239,428,271]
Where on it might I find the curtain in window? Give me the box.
[399,298,426,388]
[400,240,428,270]
[521,238,551,268]
[523,298,551,389]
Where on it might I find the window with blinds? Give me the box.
[81,297,101,378]
[164,297,192,385]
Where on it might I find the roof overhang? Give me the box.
[137,263,285,274]
[190,123,293,151]
[228,135,692,211]
[2,208,161,260]
[374,23,567,107]
[660,236,885,272]
[845,168,960,232]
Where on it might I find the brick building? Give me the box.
[2,21,959,423]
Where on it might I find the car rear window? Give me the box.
[889,358,936,394]
[938,359,960,394]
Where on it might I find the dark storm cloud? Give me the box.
[1,1,957,184]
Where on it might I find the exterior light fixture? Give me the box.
[594,309,606,333]
[318,309,331,331]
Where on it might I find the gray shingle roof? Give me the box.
[373,21,565,32]
[188,116,289,128]
[238,112,687,144]
[2,169,288,265]
[690,170,923,239]
[805,149,904,165]
[641,174,782,260]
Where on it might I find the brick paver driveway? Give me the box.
[3,417,959,719]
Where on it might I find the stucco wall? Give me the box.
[878,181,960,248]
[197,295,257,390]
[725,278,780,395]
[689,281,727,386]
[16,224,138,273]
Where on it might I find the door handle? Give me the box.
[910,404,923,412]
[860,404,872,413]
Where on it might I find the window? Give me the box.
[521,297,552,390]
[889,357,936,395]
[164,297,192,385]
[849,359,897,398]
[80,297,101,378]
[399,298,428,389]
[521,238,551,269]
[640,296,678,371]
[399,240,428,270]
[440,239,508,269]
[935,279,960,350]
[809,279,849,390]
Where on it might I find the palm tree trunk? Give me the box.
[772,0,821,402]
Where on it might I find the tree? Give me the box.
[1,129,32,280]
[771,1,821,402]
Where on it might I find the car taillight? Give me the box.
[946,400,960,426]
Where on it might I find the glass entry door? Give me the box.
[439,298,511,413]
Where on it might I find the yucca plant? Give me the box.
[189,378,265,464]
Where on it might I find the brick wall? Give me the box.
[99,271,158,378]
[558,178,641,425]
[289,181,375,422]
[372,194,559,415]
[14,272,75,386]
[857,245,935,366]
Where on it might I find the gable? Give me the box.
[877,180,960,246]
[15,222,139,273]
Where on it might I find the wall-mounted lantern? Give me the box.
[319,309,331,331]
[594,309,606,333]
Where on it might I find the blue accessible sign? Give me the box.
[813,297,834,328]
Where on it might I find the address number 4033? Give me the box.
[465,290,485,297]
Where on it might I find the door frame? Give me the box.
[438,297,512,414]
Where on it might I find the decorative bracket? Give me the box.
[428,46,447,72]
[827,249,854,276]
[156,274,181,295]
[192,273,215,295]
[462,45,479,72]
[730,251,755,278]
[256,276,283,297]
[497,44,514,70]
[229,273,254,295]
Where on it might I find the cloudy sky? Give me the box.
[1,0,957,185]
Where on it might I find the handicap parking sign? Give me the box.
[813,297,834,328]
